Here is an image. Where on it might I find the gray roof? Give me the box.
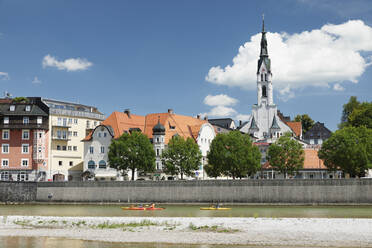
[270,115,280,130]
[208,118,234,129]
[249,116,259,130]
[0,98,48,116]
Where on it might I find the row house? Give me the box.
[0,97,49,181]
[82,109,216,181]
[42,99,105,181]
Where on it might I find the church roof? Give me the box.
[270,115,280,130]
[249,116,259,130]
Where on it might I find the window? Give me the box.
[62,131,67,139]
[68,131,72,137]
[23,117,29,124]
[1,171,9,181]
[38,147,42,153]
[58,161,62,166]
[104,132,107,137]
[37,116,42,124]
[74,119,78,124]
[156,137,159,143]
[17,172,28,181]
[86,120,90,128]
[68,118,72,124]
[39,132,43,138]
[1,159,9,167]
[3,117,9,124]
[94,121,97,126]
[63,118,67,126]
[2,144,9,154]
[73,146,77,151]
[156,149,160,156]
[9,105,15,111]
[25,105,31,111]
[22,159,29,167]
[264,73,267,81]
[62,146,67,151]
[98,160,106,169]
[22,144,29,154]
[68,146,72,151]
[22,130,29,140]
[69,161,73,166]
[101,146,105,153]
[89,146,94,154]
[262,85,267,97]
[88,160,95,169]
[73,131,78,137]
[261,74,263,81]
[2,130,9,140]
[98,133,101,138]
[57,145,61,150]
[57,118,62,125]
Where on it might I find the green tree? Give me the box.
[161,136,202,180]
[108,131,155,180]
[318,126,372,177]
[267,133,304,178]
[339,96,360,128]
[348,102,372,129]
[207,131,261,179]
[294,114,314,134]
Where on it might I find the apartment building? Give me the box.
[42,99,105,181]
[0,97,49,181]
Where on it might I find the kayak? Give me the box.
[200,207,231,210]
[121,206,165,211]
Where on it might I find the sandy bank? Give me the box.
[1,216,372,247]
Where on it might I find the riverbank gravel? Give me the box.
[1,216,372,247]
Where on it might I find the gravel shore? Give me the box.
[1,216,372,247]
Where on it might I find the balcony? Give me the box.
[51,136,71,141]
[52,121,71,129]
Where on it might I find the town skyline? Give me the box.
[1,0,372,131]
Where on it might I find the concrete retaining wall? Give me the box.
[0,182,37,202]
[34,179,372,204]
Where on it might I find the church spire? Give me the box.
[257,15,271,74]
[260,14,268,57]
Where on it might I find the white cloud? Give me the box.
[333,83,345,91]
[0,72,9,80]
[204,106,237,118]
[206,20,372,100]
[42,54,93,71]
[32,76,41,84]
[203,94,238,106]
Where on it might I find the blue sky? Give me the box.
[1,0,372,131]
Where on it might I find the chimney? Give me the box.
[168,109,174,114]
[204,115,208,121]
[124,109,131,118]
[197,114,201,119]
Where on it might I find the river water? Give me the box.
[1,204,372,218]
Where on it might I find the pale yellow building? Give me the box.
[42,99,105,181]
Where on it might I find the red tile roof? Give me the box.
[286,121,302,138]
[83,111,209,144]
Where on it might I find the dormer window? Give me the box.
[3,117,9,124]
[25,105,31,111]
[23,117,29,124]
[9,105,15,111]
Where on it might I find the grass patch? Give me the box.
[95,220,158,229]
[188,222,239,233]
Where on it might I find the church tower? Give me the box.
[257,15,273,106]
[239,16,293,141]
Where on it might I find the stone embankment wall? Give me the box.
[1,179,372,204]
[0,182,37,202]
